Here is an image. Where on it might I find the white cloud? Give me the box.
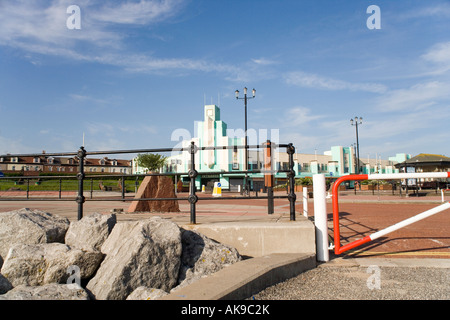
[69,94,108,105]
[0,0,237,76]
[108,53,239,75]
[85,121,158,137]
[0,0,123,49]
[363,113,439,141]
[284,71,387,94]
[279,103,450,156]
[284,107,325,126]
[375,81,450,112]
[420,41,450,76]
[354,111,450,156]
[422,42,450,65]
[86,122,115,137]
[400,3,450,20]
[251,58,278,66]
[93,0,185,25]
[280,131,322,152]
[0,136,35,154]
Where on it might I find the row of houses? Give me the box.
[0,153,132,175]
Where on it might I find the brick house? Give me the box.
[0,153,132,175]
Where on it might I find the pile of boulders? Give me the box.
[0,208,241,300]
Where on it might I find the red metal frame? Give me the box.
[332,174,369,254]
[331,173,450,255]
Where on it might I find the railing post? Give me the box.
[59,178,62,199]
[188,141,198,224]
[76,146,86,220]
[26,178,30,200]
[121,176,125,202]
[287,143,296,221]
[264,140,274,215]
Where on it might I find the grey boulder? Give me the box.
[87,217,182,300]
[0,273,12,294]
[176,229,242,289]
[126,286,168,300]
[65,212,116,252]
[1,243,103,287]
[0,283,89,300]
[0,208,69,266]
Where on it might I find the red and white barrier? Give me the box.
[329,172,450,255]
[367,172,450,180]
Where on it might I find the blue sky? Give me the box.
[1,0,450,160]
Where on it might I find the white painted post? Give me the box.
[303,187,308,218]
[313,174,329,262]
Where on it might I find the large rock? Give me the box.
[0,274,12,294]
[126,286,168,300]
[128,176,180,213]
[0,208,70,265]
[0,283,89,300]
[87,217,182,300]
[176,229,242,289]
[65,212,116,252]
[1,243,103,287]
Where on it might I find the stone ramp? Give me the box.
[161,253,316,300]
[160,217,317,300]
[181,218,315,258]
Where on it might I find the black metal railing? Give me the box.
[0,141,297,223]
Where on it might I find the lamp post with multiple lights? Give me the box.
[350,117,363,176]
[235,87,256,195]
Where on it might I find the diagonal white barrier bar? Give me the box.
[370,201,450,241]
[368,172,449,180]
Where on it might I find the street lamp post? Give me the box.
[235,87,256,195]
[350,117,363,177]
[351,143,358,194]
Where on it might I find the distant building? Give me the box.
[0,154,132,175]
[395,153,450,188]
[395,153,450,173]
[149,104,412,191]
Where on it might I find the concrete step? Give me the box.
[162,253,316,300]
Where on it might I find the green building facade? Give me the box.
[156,104,406,191]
